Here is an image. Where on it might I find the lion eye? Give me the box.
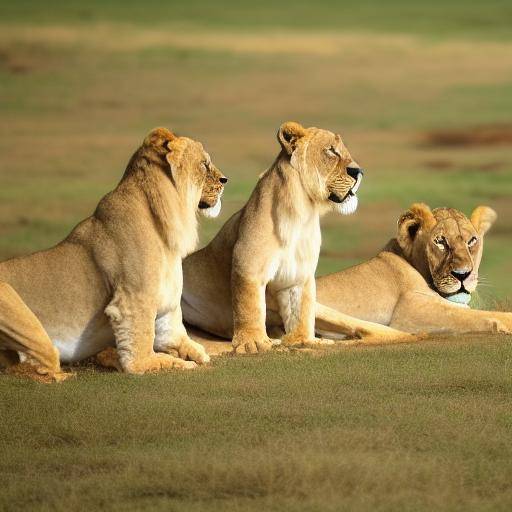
[326,146,338,158]
[467,236,478,248]
[434,237,448,251]
[200,161,208,171]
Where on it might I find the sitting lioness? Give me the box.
[0,127,227,380]
[315,203,512,336]
[182,121,416,354]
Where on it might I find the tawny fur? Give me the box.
[0,127,227,380]
[177,204,510,356]
[315,204,512,337]
[181,121,417,354]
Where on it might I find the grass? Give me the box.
[2,0,512,40]
[2,337,512,511]
[0,26,511,289]
[1,1,512,510]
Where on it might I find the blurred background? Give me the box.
[1,0,511,302]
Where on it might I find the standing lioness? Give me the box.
[0,128,227,380]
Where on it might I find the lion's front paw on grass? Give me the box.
[178,338,211,365]
[231,334,273,355]
[282,335,335,348]
[308,337,335,347]
[488,318,511,335]
[172,358,198,370]
[151,352,198,371]
[124,353,198,374]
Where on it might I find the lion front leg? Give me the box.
[231,273,273,354]
[391,292,512,335]
[314,302,418,345]
[153,306,210,365]
[105,291,197,374]
[280,278,333,348]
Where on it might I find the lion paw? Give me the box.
[123,352,197,374]
[172,358,198,370]
[488,319,511,335]
[232,334,273,355]
[178,338,211,365]
[308,337,335,347]
[96,347,123,371]
[281,335,334,348]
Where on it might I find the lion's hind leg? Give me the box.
[0,282,71,382]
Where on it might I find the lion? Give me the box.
[0,127,227,381]
[315,203,512,337]
[181,121,417,355]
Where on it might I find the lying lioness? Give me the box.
[182,121,416,354]
[316,203,512,336]
[0,128,227,380]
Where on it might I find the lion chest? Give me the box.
[267,221,320,290]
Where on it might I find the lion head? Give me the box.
[277,121,363,215]
[143,127,227,218]
[397,203,497,305]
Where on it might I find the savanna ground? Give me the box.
[1,1,512,510]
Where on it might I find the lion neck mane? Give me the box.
[262,151,325,244]
[116,146,199,257]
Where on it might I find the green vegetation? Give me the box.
[2,338,512,511]
[1,1,511,292]
[1,1,512,510]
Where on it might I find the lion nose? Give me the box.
[451,269,471,282]
[347,166,363,180]
[219,176,228,184]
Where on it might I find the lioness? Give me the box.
[0,127,227,380]
[182,121,416,354]
[316,203,512,336]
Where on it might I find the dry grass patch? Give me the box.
[425,123,512,147]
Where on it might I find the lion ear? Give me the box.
[470,206,497,236]
[278,121,306,155]
[144,127,177,149]
[164,137,188,171]
[397,203,436,254]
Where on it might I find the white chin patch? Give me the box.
[446,292,471,307]
[200,199,222,218]
[333,194,358,216]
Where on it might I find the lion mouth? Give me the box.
[198,201,212,209]
[328,190,354,204]
[328,172,363,204]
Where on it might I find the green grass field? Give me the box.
[1,1,512,510]
[2,339,512,511]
